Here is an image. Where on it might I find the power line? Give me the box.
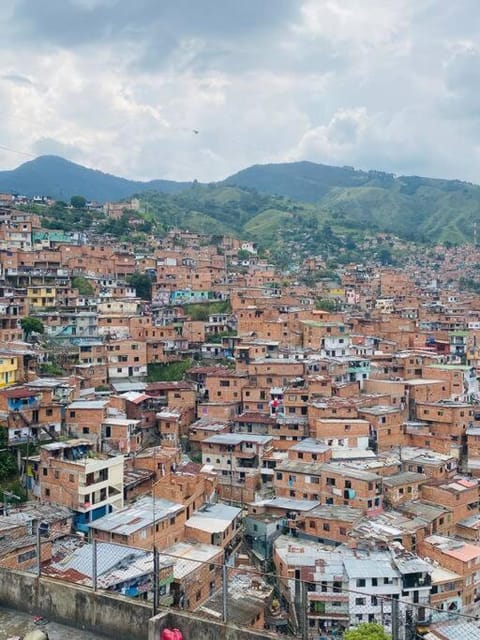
[80,538,480,624]
[0,143,35,159]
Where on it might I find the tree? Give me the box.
[20,317,44,339]
[127,272,152,301]
[377,246,393,265]
[344,623,391,640]
[315,298,337,312]
[72,276,95,296]
[70,195,87,209]
[237,249,251,261]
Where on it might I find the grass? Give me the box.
[182,300,231,321]
[147,359,193,382]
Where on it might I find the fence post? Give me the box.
[36,528,41,578]
[222,563,228,623]
[92,539,97,591]
[153,546,159,616]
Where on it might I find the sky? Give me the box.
[1,0,480,183]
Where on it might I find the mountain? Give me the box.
[0,155,192,202]
[1,155,480,245]
[224,162,480,243]
[223,160,385,201]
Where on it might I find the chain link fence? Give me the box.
[1,530,480,639]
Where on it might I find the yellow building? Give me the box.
[0,355,18,388]
[26,286,57,309]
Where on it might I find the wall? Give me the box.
[0,567,151,640]
[149,611,279,640]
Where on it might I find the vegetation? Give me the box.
[206,330,237,344]
[147,359,193,382]
[459,277,480,294]
[39,200,104,232]
[7,157,480,252]
[182,300,231,321]
[127,272,153,300]
[315,298,338,312]
[0,155,190,201]
[70,195,87,208]
[343,623,391,640]
[0,430,18,483]
[40,362,66,376]
[20,316,44,339]
[72,276,95,296]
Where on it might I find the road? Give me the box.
[0,607,109,639]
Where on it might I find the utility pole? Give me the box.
[222,562,228,623]
[300,579,308,640]
[392,598,400,640]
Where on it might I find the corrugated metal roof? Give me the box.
[88,496,183,535]
[343,555,398,579]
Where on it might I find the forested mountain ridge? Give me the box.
[2,155,480,245]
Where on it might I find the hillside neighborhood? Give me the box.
[1,193,480,640]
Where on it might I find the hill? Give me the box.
[2,156,480,245]
[223,160,384,200]
[0,155,192,201]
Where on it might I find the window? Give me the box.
[372,578,378,586]
[54,471,59,479]
[323,523,330,532]
[43,468,48,476]
[46,408,53,416]
[69,410,76,418]
[45,488,50,497]
[18,549,37,563]
[355,597,366,606]
[356,579,366,587]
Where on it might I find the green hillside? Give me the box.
[4,155,480,246]
[139,176,479,249]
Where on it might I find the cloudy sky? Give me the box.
[0,0,479,182]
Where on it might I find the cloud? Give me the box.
[0,0,479,184]
[32,137,85,160]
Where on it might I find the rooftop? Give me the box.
[203,433,273,446]
[255,497,320,512]
[383,472,427,487]
[88,496,184,535]
[68,400,108,410]
[424,535,480,561]
[185,503,241,534]
[160,541,222,579]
